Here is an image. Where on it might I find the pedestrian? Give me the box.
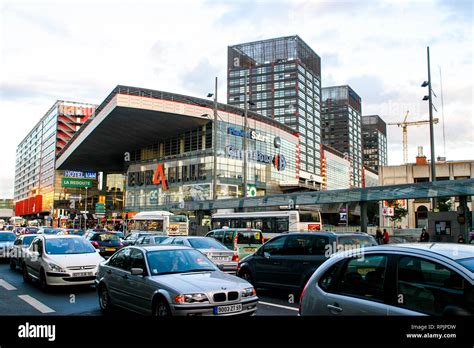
[375,228,383,245]
[419,228,430,242]
[383,229,390,244]
[457,235,465,244]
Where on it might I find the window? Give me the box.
[397,256,467,315]
[108,248,131,270]
[338,255,387,302]
[223,231,234,245]
[284,235,313,255]
[319,260,344,292]
[263,236,287,255]
[130,249,147,274]
[275,218,289,233]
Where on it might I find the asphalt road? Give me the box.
[0,261,298,316]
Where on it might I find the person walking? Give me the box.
[375,228,383,245]
[383,229,390,244]
[419,228,430,242]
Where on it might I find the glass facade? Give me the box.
[125,115,298,211]
[227,36,322,177]
[321,86,363,187]
[362,115,388,173]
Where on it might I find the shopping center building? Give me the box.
[55,85,301,223]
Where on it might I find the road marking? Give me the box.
[259,301,299,312]
[18,295,55,314]
[0,279,17,291]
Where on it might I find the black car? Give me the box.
[84,230,124,257]
[122,232,161,246]
[237,231,378,293]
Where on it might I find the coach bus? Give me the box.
[211,210,322,241]
[130,211,189,236]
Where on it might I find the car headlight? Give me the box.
[174,293,209,304]
[48,262,67,273]
[241,287,256,297]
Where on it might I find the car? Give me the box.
[122,231,161,246]
[84,231,124,257]
[0,232,17,259]
[37,227,58,235]
[13,227,25,236]
[95,245,258,316]
[23,227,39,235]
[299,243,474,316]
[237,231,378,292]
[3,225,14,231]
[9,234,38,270]
[206,228,264,260]
[112,231,125,239]
[58,229,84,236]
[135,235,169,245]
[22,234,105,290]
[160,236,238,273]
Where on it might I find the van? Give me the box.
[206,228,264,260]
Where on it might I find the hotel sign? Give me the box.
[64,170,97,179]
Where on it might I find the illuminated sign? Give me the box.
[64,171,97,179]
[225,145,272,164]
[227,127,272,143]
[128,163,167,190]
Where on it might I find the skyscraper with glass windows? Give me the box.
[321,85,363,187]
[361,115,387,174]
[227,36,322,182]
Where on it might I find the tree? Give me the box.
[437,198,452,212]
[386,200,408,224]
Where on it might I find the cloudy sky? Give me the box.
[0,0,472,197]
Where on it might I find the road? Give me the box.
[0,261,298,316]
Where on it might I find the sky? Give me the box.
[0,0,472,198]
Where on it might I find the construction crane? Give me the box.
[388,111,439,164]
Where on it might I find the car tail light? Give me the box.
[233,235,238,251]
[91,241,99,247]
[299,282,309,314]
[232,254,239,262]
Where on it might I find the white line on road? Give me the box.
[0,279,17,290]
[259,301,299,312]
[18,295,55,314]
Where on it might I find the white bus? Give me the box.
[211,210,322,241]
[130,211,189,236]
[9,216,26,226]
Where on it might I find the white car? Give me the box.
[22,234,105,290]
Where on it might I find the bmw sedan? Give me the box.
[0,232,17,259]
[95,245,258,316]
[299,243,474,316]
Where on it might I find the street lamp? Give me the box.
[206,77,218,201]
[421,46,437,210]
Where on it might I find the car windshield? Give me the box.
[147,249,217,275]
[42,228,55,234]
[93,233,120,242]
[25,228,38,233]
[0,233,16,241]
[237,231,263,244]
[67,230,84,236]
[45,238,96,254]
[337,235,377,247]
[456,257,474,272]
[188,238,227,250]
[22,235,36,246]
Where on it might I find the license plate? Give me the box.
[105,248,116,251]
[74,272,93,277]
[214,303,242,315]
[243,248,256,252]
[212,256,229,261]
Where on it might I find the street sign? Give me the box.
[61,178,93,188]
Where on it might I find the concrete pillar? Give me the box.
[360,201,368,233]
[459,195,469,242]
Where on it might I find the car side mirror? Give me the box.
[263,252,270,259]
[130,268,144,276]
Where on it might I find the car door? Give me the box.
[124,248,154,314]
[222,230,235,250]
[280,235,329,290]
[387,255,472,315]
[105,248,132,306]
[323,254,390,315]
[27,238,43,278]
[253,235,288,287]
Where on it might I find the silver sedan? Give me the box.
[96,245,258,316]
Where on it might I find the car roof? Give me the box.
[281,231,371,237]
[0,231,16,234]
[172,236,212,239]
[379,243,474,261]
[210,228,261,232]
[37,234,83,239]
[135,245,192,252]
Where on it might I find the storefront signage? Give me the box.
[64,170,97,179]
[225,145,272,164]
[272,154,287,171]
[128,163,168,190]
[227,127,271,143]
[61,178,93,188]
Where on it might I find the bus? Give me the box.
[211,210,322,241]
[129,211,189,236]
[9,216,26,226]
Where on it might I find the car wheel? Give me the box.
[98,285,112,313]
[153,297,171,317]
[39,269,49,291]
[240,269,254,285]
[9,258,16,271]
[22,264,31,283]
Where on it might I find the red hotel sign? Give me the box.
[15,195,43,216]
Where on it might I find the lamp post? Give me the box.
[206,77,219,201]
[421,46,437,210]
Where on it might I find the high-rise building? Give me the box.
[14,101,96,219]
[227,36,322,183]
[321,85,363,187]
[362,115,387,173]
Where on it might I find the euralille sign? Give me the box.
[61,178,93,188]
